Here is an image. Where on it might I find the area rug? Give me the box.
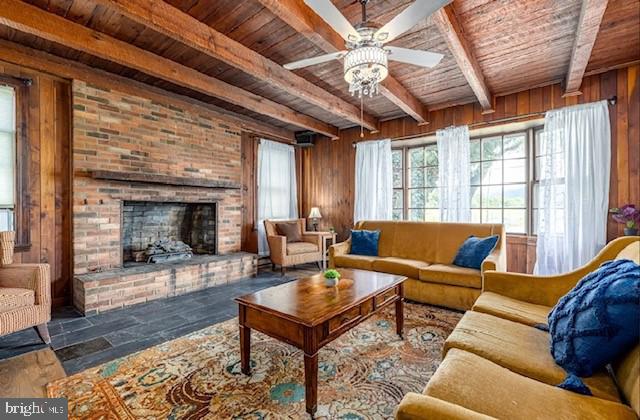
[47,303,461,419]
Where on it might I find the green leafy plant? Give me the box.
[323,269,341,280]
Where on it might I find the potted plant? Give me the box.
[323,269,341,287]
[610,204,640,236]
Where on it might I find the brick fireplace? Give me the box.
[71,81,257,315]
[122,200,218,264]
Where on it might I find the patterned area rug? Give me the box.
[47,303,461,419]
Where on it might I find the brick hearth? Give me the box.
[71,81,256,313]
[73,254,257,315]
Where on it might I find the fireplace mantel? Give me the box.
[89,170,241,189]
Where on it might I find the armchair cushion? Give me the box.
[286,242,318,256]
[472,292,551,327]
[452,235,499,270]
[275,222,302,243]
[0,288,35,312]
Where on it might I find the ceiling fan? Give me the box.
[284,0,451,98]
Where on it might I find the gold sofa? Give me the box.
[329,220,506,310]
[264,219,322,274]
[396,236,640,420]
[0,233,52,344]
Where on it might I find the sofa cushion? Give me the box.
[425,349,636,420]
[350,229,380,256]
[355,221,397,257]
[286,242,318,256]
[0,288,35,312]
[452,235,499,269]
[444,311,621,402]
[372,257,430,279]
[333,255,377,271]
[419,264,482,288]
[548,259,640,378]
[472,291,551,327]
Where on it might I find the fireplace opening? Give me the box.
[121,201,217,266]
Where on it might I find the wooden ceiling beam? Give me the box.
[432,5,494,113]
[0,39,296,143]
[257,0,430,124]
[0,0,339,138]
[93,0,378,131]
[563,0,609,96]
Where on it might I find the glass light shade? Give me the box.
[308,207,322,219]
[343,46,388,98]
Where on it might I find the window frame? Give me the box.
[0,75,31,251]
[392,126,542,235]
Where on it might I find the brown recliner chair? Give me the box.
[0,232,52,344]
[264,219,322,275]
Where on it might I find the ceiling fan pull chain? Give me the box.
[360,94,364,138]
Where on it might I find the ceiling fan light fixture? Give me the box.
[343,46,389,98]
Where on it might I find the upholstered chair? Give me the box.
[264,219,322,275]
[0,231,52,344]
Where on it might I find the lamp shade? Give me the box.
[308,207,322,219]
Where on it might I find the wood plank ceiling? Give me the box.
[0,0,638,136]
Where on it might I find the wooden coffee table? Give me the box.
[235,268,406,416]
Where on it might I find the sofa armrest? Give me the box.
[266,235,286,265]
[0,263,51,306]
[482,270,581,307]
[481,246,504,273]
[395,393,495,420]
[483,236,640,307]
[481,229,507,273]
[328,240,350,269]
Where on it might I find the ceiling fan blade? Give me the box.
[283,51,347,70]
[386,46,443,68]
[304,0,360,42]
[375,0,452,43]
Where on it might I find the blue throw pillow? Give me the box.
[452,235,499,269]
[350,229,380,256]
[548,259,640,393]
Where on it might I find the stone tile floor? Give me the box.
[0,263,319,375]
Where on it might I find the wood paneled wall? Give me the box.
[0,60,72,306]
[300,66,639,273]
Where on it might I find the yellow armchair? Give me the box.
[264,219,322,275]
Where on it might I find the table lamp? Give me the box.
[308,207,322,231]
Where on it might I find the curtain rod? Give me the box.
[350,96,617,146]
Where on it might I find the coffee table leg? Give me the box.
[240,325,251,375]
[396,299,404,339]
[304,352,318,416]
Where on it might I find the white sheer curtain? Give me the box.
[354,139,393,223]
[437,125,471,222]
[535,101,611,275]
[257,139,298,256]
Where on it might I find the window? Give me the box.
[406,144,439,222]
[0,75,30,249]
[532,127,564,235]
[392,149,403,220]
[0,85,15,231]
[392,129,539,235]
[470,133,528,233]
